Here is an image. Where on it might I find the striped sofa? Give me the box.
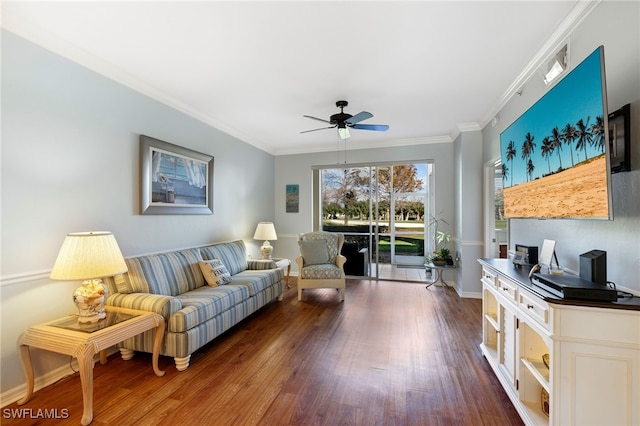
[103,240,284,371]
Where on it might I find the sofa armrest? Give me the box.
[106,293,182,320]
[248,259,277,270]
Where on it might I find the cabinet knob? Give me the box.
[527,304,534,309]
[502,287,509,292]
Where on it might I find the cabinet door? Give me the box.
[555,340,639,426]
[482,286,500,361]
[498,301,517,388]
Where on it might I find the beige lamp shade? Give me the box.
[254,222,277,259]
[253,222,277,241]
[50,231,128,280]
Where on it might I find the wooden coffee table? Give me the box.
[17,306,165,425]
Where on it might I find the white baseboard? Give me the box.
[0,348,119,408]
[0,361,77,408]
[460,290,482,299]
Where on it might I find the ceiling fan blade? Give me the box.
[303,115,332,124]
[351,123,389,131]
[301,125,336,134]
[345,111,373,125]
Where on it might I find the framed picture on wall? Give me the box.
[286,184,299,213]
[140,135,214,215]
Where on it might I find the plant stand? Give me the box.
[425,262,457,289]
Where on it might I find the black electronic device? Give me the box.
[608,103,631,173]
[579,250,607,284]
[532,273,617,302]
[515,244,538,265]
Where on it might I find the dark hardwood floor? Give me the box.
[3,278,522,425]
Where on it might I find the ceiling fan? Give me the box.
[301,100,389,140]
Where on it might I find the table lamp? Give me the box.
[253,222,277,259]
[50,232,128,323]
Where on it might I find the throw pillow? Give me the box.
[199,259,232,286]
[113,274,134,294]
[299,239,329,266]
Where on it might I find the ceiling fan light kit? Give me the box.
[302,100,389,139]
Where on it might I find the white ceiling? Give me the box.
[2,1,585,155]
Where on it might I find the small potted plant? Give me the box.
[426,212,454,266]
[431,247,451,266]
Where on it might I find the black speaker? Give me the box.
[579,250,607,284]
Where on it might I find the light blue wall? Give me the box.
[454,130,484,297]
[0,31,276,394]
[482,1,640,293]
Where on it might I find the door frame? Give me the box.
[483,157,508,258]
[314,160,434,279]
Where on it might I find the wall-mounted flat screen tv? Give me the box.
[500,46,612,220]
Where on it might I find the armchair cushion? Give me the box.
[299,232,340,263]
[300,263,343,280]
[299,239,329,266]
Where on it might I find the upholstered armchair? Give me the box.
[295,232,346,301]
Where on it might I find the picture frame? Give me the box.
[512,251,526,266]
[286,184,299,213]
[539,239,557,269]
[140,135,214,215]
[608,103,630,173]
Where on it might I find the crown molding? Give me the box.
[479,0,601,130]
[456,122,482,133]
[1,8,277,155]
[274,134,453,156]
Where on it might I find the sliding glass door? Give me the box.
[317,161,433,279]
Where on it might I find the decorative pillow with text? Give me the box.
[199,259,232,286]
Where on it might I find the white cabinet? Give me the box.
[499,299,518,388]
[479,259,640,426]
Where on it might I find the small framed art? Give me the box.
[286,184,299,213]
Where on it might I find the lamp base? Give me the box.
[260,241,273,260]
[73,279,108,324]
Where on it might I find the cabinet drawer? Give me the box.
[497,276,518,305]
[519,289,550,329]
[482,267,497,288]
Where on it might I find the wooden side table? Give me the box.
[274,258,292,288]
[17,306,165,425]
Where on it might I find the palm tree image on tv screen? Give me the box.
[500,46,612,220]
